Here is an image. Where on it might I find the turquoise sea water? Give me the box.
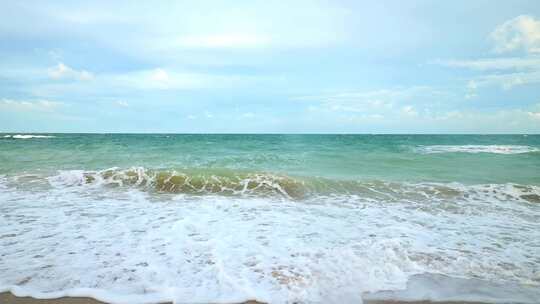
[1,134,539,303]
[1,134,540,183]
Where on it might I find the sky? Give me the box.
[1,0,540,133]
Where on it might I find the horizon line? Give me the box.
[1,132,539,135]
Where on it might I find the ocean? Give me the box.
[1,134,539,303]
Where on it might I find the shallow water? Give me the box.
[1,134,539,303]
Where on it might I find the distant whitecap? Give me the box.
[416,145,539,154]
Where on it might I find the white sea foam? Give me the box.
[3,134,55,139]
[0,176,539,304]
[416,145,540,154]
[364,273,540,303]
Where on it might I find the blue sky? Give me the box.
[1,0,540,133]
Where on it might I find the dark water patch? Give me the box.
[520,194,540,203]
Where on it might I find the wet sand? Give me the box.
[0,293,105,304]
[0,293,269,304]
[0,292,490,304]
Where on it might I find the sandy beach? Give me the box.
[0,293,266,304]
[0,293,290,304]
[0,293,105,304]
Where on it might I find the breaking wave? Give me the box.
[415,145,540,154]
[2,134,55,139]
[3,167,535,203]
[1,167,540,303]
[1,171,539,304]
[48,168,308,198]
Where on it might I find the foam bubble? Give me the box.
[416,145,540,154]
[364,273,540,303]
[1,176,539,303]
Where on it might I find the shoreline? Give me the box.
[0,292,492,304]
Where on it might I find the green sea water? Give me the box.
[1,134,539,184]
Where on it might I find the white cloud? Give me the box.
[490,15,540,54]
[435,16,540,95]
[528,111,540,119]
[464,92,477,100]
[400,105,418,117]
[7,1,349,57]
[111,68,211,90]
[471,71,540,90]
[150,68,169,82]
[433,57,540,70]
[48,49,63,61]
[296,86,454,127]
[464,81,479,99]
[370,114,384,119]
[0,98,63,112]
[7,65,268,98]
[306,103,540,133]
[241,112,255,118]
[424,107,540,133]
[48,63,94,81]
[467,80,478,90]
[115,100,129,107]
[295,86,442,114]
[106,68,255,91]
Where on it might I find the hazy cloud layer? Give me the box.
[1,2,539,133]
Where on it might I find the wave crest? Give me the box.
[2,134,55,139]
[43,167,540,203]
[416,145,540,154]
[48,168,308,198]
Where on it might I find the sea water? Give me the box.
[0,134,539,303]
